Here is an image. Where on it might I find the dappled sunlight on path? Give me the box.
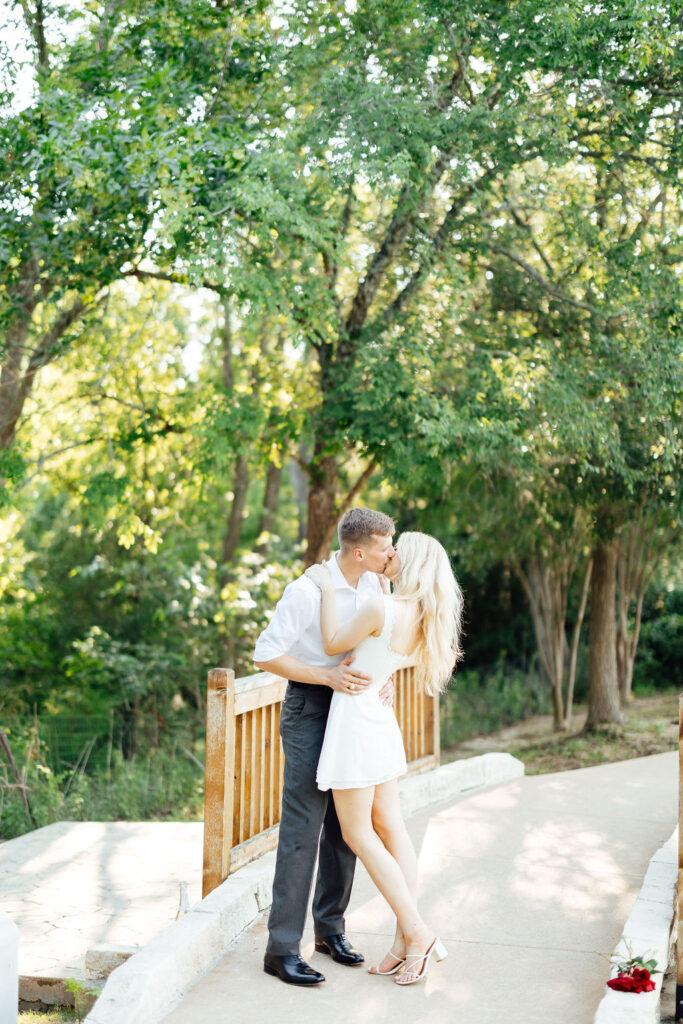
[1,821,203,977]
[162,752,677,1024]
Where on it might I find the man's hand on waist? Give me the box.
[325,654,372,696]
[255,652,370,694]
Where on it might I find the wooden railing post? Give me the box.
[202,668,236,898]
[676,693,683,1020]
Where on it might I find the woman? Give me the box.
[305,531,463,986]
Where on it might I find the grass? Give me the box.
[19,1011,76,1023]
[1,737,205,843]
[442,688,679,774]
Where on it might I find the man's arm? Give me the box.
[254,652,372,694]
[253,578,371,694]
[253,579,318,665]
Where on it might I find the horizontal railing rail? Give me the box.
[202,665,439,897]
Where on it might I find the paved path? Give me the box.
[161,752,677,1024]
[1,821,203,981]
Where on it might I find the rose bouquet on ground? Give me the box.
[605,952,660,993]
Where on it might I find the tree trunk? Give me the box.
[514,556,568,732]
[614,516,677,703]
[221,454,250,570]
[289,443,310,542]
[566,556,592,727]
[0,346,27,450]
[615,591,635,704]
[218,293,250,573]
[255,459,282,554]
[304,451,378,566]
[305,452,339,565]
[121,700,139,759]
[1,280,92,454]
[585,540,623,730]
[0,286,37,451]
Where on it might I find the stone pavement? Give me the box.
[160,752,678,1024]
[0,821,203,987]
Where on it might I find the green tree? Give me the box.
[165,0,681,569]
[0,0,266,470]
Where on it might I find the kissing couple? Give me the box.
[254,506,463,987]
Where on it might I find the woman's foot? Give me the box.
[368,947,406,976]
[395,934,448,986]
[368,933,406,975]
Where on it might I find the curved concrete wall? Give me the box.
[0,913,18,1024]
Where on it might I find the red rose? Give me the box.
[607,974,636,992]
[631,969,655,993]
[606,968,655,994]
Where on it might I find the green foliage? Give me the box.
[441,664,552,748]
[633,585,683,692]
[64,978,101,1023]
[0,448,26,506]
[1,0,682,829]
[0,723,204,841]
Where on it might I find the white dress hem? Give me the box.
[317,766,407,792]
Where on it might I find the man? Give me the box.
[253,507,396,986]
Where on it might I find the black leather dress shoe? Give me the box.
[314,933,365,966]
[263,953,325,986]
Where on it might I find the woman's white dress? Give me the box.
[317,595,409,791]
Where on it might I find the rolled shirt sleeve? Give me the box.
[253,578,320,663]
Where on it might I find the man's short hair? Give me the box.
[337,507,395,550]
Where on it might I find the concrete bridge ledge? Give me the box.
[0,912,18,1024]
[593,826,677,1024]
[399,750,524,818]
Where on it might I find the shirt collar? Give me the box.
[325,551,355,591]
[325,551,375,592]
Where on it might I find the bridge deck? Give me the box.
[161,752,677,1024]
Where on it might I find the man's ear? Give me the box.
[352,547,365,563]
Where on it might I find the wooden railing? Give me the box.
[202,666,440,897]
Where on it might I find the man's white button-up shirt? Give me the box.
[253,552,382,667]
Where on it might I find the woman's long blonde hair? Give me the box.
[393,532,463,695]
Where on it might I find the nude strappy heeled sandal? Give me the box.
[394,938,448,986]
[368,948,406,976]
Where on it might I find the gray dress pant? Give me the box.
[266,681,356,956]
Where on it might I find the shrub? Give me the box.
[441,661,551,748]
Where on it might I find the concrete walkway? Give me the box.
[161,752,677,1024]
[1,821,203,992]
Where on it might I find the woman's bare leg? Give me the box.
[332,786,432,966]
[368,779,419,971]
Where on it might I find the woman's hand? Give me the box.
[305,563,334,592]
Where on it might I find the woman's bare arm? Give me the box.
[305,565,385,655]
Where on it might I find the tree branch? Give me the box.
[376,165,498,334]
[204,31,235,121]
[336,460,378,519]
[125,267,224,294]
[15,0,47,68]
[341,54,478,348]
[504,202,556,279]
[488,244,629,321]
[626,188,665,247]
